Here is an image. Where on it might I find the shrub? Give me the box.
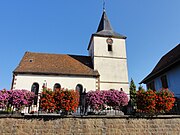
[9,90,35,111]
[54,88,79,112]
[0,89,35,111]
[136,88,175,115]
[40,88,79,113]
[106,90,128,110]
[136,89,156,114]
[86,90,105,111]
[40,88,56,113]
[86,90,128,111]
[0,89,11,109]
[156,88,175,113]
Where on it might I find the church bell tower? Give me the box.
[88,11,129,93]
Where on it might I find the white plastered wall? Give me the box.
[100,83,129,94]
[89,36,129,94]
[93,36,127,58]
[13,74,97,92]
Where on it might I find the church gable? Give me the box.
[14,52,99,77]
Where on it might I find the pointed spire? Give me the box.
[97,11,113,32]
[94,11,126,39]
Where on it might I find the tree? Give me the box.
[129,78,137,106]
[138,85,144,90]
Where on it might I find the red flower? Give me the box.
[40,88,79,113]
[136,88,175,114]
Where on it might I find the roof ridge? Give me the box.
[25,51,89,57]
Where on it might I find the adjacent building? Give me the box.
[140,44,180,97]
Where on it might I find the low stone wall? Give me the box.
[0,116,180,135]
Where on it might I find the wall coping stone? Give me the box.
[1,114,180,119]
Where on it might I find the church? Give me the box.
[11,11,129,96]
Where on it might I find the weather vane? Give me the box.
[103,0,106,11]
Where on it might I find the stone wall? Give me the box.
[0,117,180,135]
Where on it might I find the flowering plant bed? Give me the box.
[40,88,79,114]
[136,88,175,115]
[0,89,35,113]
[156,89,175,112]
[86,89,128,112]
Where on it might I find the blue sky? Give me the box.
[0,0,180,90]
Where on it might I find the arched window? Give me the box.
[31,83,39,105]
[106,38,113,51]
[76,84,83,95]
[76,84,83,106]
[54,83,61,91]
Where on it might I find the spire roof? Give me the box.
[94,11,126,39]
[97,11,113,32]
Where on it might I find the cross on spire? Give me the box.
[103,0,106,11]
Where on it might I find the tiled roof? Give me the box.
[140,44,180,84]
[14,52,99,77]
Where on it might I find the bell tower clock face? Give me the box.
[106,38,113,45]
[106,38,113,51]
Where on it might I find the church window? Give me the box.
[31,83,39,105]
[108,44,112,51]
[76,84,83,106]
[161,75,168,88]
[106,38,113,52]
[54,83,61,91]
[76,84,83,94]
[29,59,33,62]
